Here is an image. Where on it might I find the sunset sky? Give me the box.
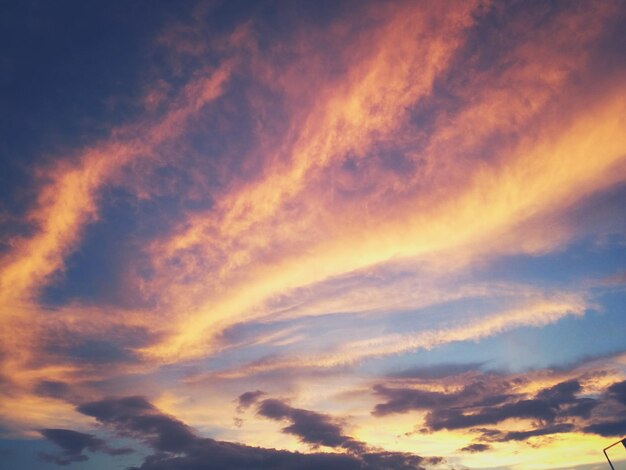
[1,1,626,469]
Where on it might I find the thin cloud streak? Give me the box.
[209,295,588,378]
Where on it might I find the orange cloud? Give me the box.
[0,63,231,306]
[0,62,233,425]
[143,74,626,362]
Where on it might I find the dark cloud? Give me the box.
[459,443,491,453]
[372,380,515,417]
[607,380,626,406]
[583,419,626,437]
[372,386,455,416]
[39,450,88,466]
[578,379,626,437]
[499,423,575,442]
[561,398,597,419]
[426,398,558,430]
[128,438,441,470]
[372,374,626,445]
[257,398,363,452]
[129,444,365,470]
[537,380,585,407]
[572,380,626,438]
[361,452,442,469]
[131,440,441,470]
[237,390,266,409]
[372,385,465,416]
[374,379,597,431]
[470,423,578,444]
[251,396,442,469]
[77,396,439,470]
[39,428,132,466]
[77,396,196,453]
[471,427,502,439]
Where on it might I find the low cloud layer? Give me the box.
[373,368,626,448]
[247,393,443,469]
[65,395,441,470]
[39,428,132,466]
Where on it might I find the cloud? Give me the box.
[78,396,196,453]
[607,380,626,405]
[211,296,588,378]
[423,380,594,433]
[237,390,266,410]
[535,380,582,406]
[250,395,443,469]
[0,33,234,413]
[427,399,559,430]
[76,396,438,470]
[372,380,514,417]
[497,423,575,442]
[138,0,626,363]
[140,0,491,360]
[256,398,364,452]
[371,368,626,445]
[0,62,232,306]
[2,2,626,467]
[39,428,132,466]
[459,443,491,453]
[583,419,626,437]
[469,422,578,444]
[129,443,366,470]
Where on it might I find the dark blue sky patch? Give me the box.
[38,323,155,368]
[39,187,161,309]
[469,232,626,289]
[0,1,174,213]
[34,380,72,400]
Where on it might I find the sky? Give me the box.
[1,1,626,469]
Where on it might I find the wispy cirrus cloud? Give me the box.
[135,0,626,362]
[206,294,588,378]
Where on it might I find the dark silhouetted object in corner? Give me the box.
[603,437,626,469]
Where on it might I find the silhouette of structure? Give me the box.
[604,437,626,469]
